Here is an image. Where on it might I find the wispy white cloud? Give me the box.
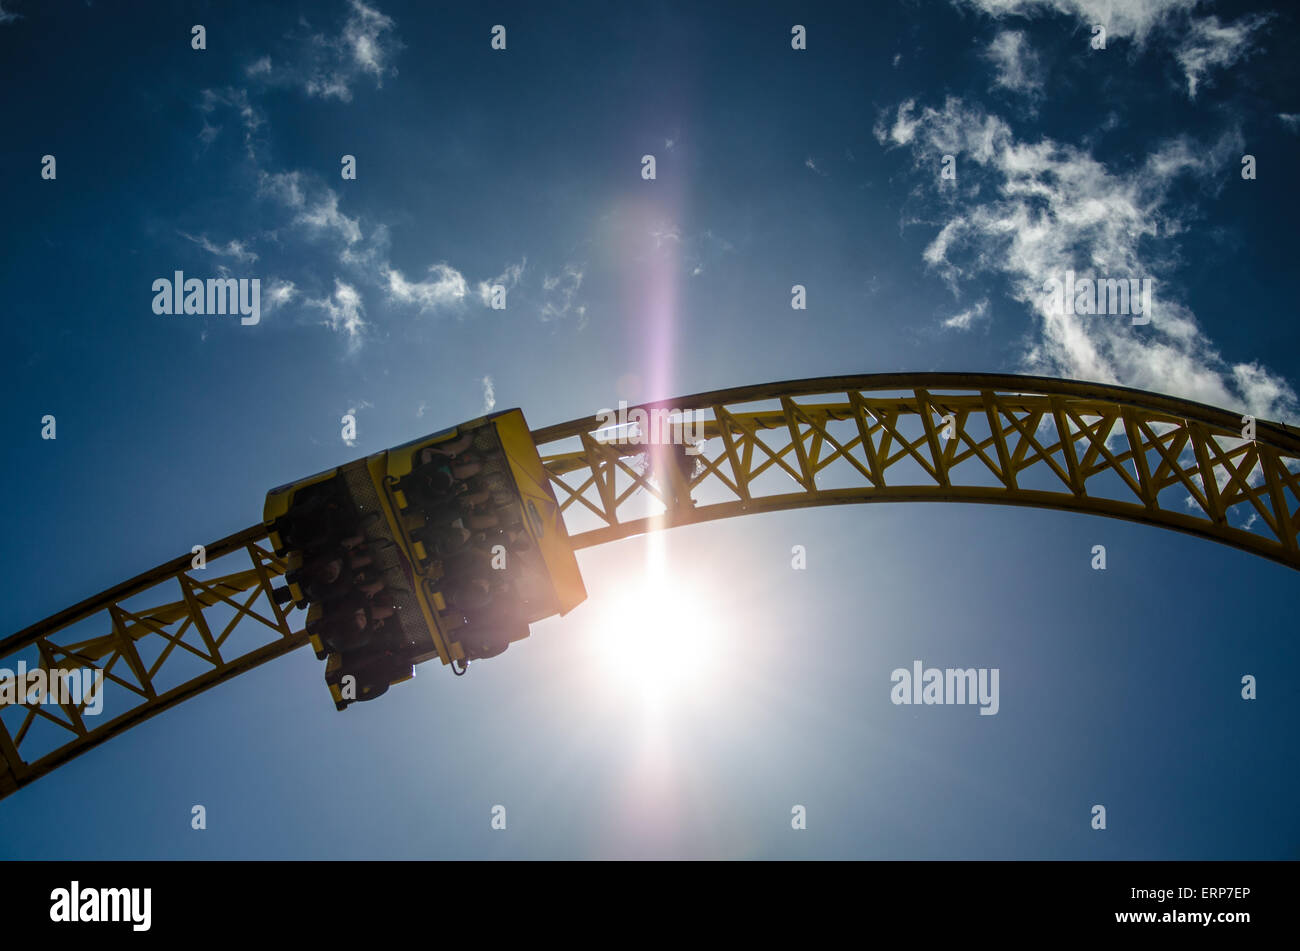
[957,1,1271,100]
[953,0,1192,47]
[650,225,681,248]
[339,222,391,271]
[296,190,362,246]
[298,0,400,102]
[343,1,395,78]
[263,278,298,314]
[257,170,306,209]
[942,299,989,331]
[182,6,413,353]
[876,96,1297,422]
[984,30,1044,100]
[876,96,1008,163]
[1279,113,1300,134]
[0,2,20,25]
[256,162,486,330]
[540,263,587,327]
[234,0,400,103]
[197,87,264,157]
[684,229,736,279]
[1174,13,1271,99]
[383,262,468,312]
[257,170,362,250]
[309,279,366,349]
[179,231,259,263]
[475,258,525,306]
[481,376,496,413]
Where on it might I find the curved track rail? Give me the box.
[3,373,1297,799]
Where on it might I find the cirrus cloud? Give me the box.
[876,96,1297,422]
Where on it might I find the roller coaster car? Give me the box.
[263,409,587,709]
[324,650,415,709]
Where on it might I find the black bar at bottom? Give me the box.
[12,860,1285,937]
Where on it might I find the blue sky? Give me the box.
[1,0,1297,858]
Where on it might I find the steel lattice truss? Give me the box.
[0,528,304,799]
[532,373,1300,568]
[3,373,1298,801]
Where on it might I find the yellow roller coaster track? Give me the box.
[3,372,1298,801]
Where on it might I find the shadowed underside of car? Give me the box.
[263,408,586,709]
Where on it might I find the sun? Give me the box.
[588,557,726,714]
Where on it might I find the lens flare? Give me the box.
[590,545,723,715]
